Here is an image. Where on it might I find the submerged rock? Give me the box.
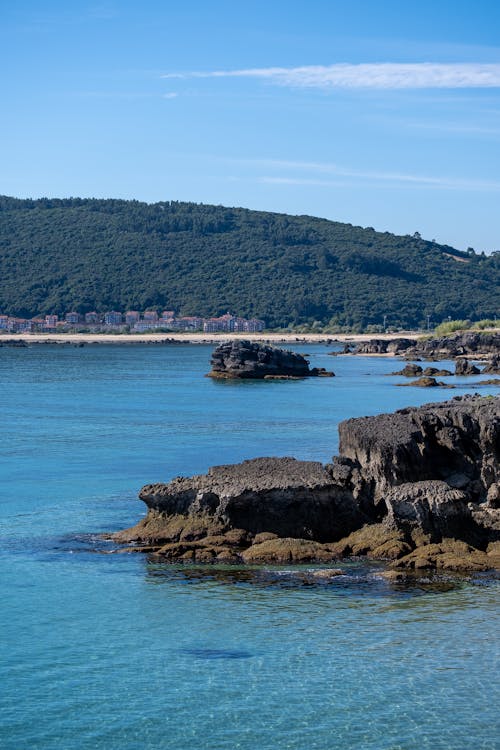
[241,538,337,564]
[398,376,452,388]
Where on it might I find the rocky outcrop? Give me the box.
[398,377,453,388]
[391,363,423,377]
[482,355,500,374]
[407,331,500,359]
[113,395,500,571]
[422,367,452,377]
[207,340,334,379]
[337,396,499,515]
[391,364,452,378]
[353,332,500,360]
[455,358,480,376]
[353,338,414,354]
[121,457,366,544]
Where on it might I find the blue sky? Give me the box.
[2,0,500,251]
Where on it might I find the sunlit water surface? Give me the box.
[1,344,498,749]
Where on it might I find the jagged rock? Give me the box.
[337,395,500,517]
[207,340,333,379]
[384,480,472,541]
[398,377,452,388]
[470,505,500,544]
[391,363,423,377]
[482,355,500,375]
[422,367,452,376]
[486,483,500,508]
[133,457,365,543]
[455,358,480,376]
[409,331,500,359]
[353,338,413,354]
[354,331,500,361]
[113,396,500,570]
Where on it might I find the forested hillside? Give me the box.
[0,195,498,329]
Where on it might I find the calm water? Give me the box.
[1,343,498,750]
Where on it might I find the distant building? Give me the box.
[65,311,82,325]
[203,313,236,332]
[159,313,175,327]
[133,321,161,332]
[175,316,204,330]
[143,310,159,323]
[0,315,8,329]
[45,315,58,330]
[104,311,123,326]
[31,317,46,331]
[243,318,265,332]
[6,317,32,332]
[125,311,140,326]
[85,311,100,325]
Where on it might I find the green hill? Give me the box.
[0,195,498,329]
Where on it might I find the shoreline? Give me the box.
[0,330,422,346]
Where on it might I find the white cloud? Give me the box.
[255,159,500,191]
[162,63,500,89]
[162,92,178,99]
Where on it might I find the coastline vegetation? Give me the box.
[432,318,500,336]
[0,195,498,329]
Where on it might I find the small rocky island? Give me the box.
[208,340,334,378]
[113,395,500,572]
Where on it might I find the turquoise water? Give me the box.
[1,344,498,750]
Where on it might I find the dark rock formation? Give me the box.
[207,340,334,379]
[422,367,452,376]
[123,457,365,544]
[353,338,414,355]
[455,358,480,376]
[113,395,500,570]
[482,355,500,375]
[398,377,452,388]
[337,396,499,516]
[391,363,423,377]
[352,332,500,360]
[408,331,500,359]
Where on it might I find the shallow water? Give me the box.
[1,344,498,749]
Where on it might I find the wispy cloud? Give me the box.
[253,159,500,191]
[162,63,500,89]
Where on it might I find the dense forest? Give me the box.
[0,195,498,329]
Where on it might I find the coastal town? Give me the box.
[0,310,265,334]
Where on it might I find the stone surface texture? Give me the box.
[207,340,333,379]
[113,395,500,571]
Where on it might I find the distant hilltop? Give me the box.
[0,195,498,329]
[0,310,264,334]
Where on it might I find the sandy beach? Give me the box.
[0,331,422,346]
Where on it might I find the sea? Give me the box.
[1,343,498,750]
